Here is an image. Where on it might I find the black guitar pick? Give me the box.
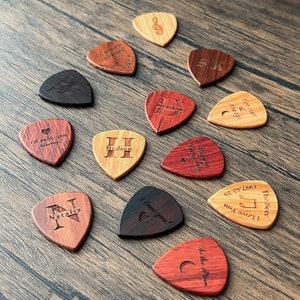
[39,70,93,106]
[118,186,184,238]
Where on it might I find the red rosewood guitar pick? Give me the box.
[188,49,235,87]
[145,91,195,134]
[161,136,225,179]
[87,40,136,75]
[118,186,184,238]
[153,238,228,296]
[32,192,92,251]
[19,118,73,166]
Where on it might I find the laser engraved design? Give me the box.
[105,137,134,158]
[154,97,183,116]
[152,17,163,35]
[47,74,76,94]
[196,58,223,71]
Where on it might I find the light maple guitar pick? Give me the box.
[19,118,73,166]
[133,12,177,47]
[39,70,93,106]
[161,136,225,179]
[188,49,235,87]
[32,191,92,251]
[208,180,278,229]
[207,91,268,128]
[87,40,136,75]
[153,238,228,296]
[93,130,146,180]
[118,186,184,238]
[145,90,195,134]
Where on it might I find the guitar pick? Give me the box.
[133,12,177,47]
[32,191,92,251]
[145,91,195,134]
[208,180,278,229]
[188,49,235,87]
[153,238,228,296]
[118,186,184,238]
[39,70,93,106]
[19,118,73,166]
[87,40,136,75]
[161,136,225,179]
[93,130,146,180]
[207,91,268,128]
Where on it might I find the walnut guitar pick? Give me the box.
[39,70,93,106]
[207,91,268,128]
[161,136,225,179]
[118,186,184,238]
[153,238,228,296]
[19,118,73,166]
[87,40,136,75]
[208,180,278,229]
[188,49,235,87]
[93,130,146,180]
[32,191,92,251]
[133,12,177,47]
[145,91,195,134]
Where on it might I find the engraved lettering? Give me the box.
[184,145,208,171]
[154,97,183,116]
[142,200,172,224]
[196,58,223,71]
[262,190,270,218]
[105,137,134,158]
[48,74,76,94]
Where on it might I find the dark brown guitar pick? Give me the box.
[161,136,225,179]
[32,191,92,251]
[188,49,235,87]
[118,186,184,238]
[19,118,73,166]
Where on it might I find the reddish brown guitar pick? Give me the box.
[145,91,195,134]
[161,136,225,179]
[19,119,73,166]
[188,49,235,87]
[87,40,136,75]
[153,238,228,296]
[32,191,92,251]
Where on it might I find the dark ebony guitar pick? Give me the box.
[39,70,93,106]
[118,186,184,238]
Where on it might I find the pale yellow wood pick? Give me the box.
[132,12,177,47]
[93,130,146,180]
[207,91,267,128]
[208,180,278,229]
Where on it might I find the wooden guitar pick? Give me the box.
[87,40,136,75]
[39,70,93,106]
[207,91,268,128]
[188,49,235,87]
[153,238,228,296]
[133,12,177,47]
[118,186,184,238]
[161,136,225,179]
[145,90,195,134]
[19,118,73,166]
[93,130,146,180]
[32,191,92,251]
[208,180,278,229]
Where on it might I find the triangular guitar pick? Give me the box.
[207,91,268,128]
[145,90,195,134]
[133,12,177,47]
[32,191,92,251]
[93,130,146,180]
[39,70,93,106]
[87,40,136,75]
[208,180,278,229]
[118,186,184,238]
[153,238,228,296]
[188,49,235,87]
[161,136,225,179]
[19,118,73,166]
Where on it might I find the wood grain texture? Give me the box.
[1,0,299,299]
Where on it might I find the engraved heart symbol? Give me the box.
[19,118,73,166]
[153,238,228,295]
[208,180,278,229]
[87,40,136,75]
[118,186,184,238]
[32,191,93,251]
